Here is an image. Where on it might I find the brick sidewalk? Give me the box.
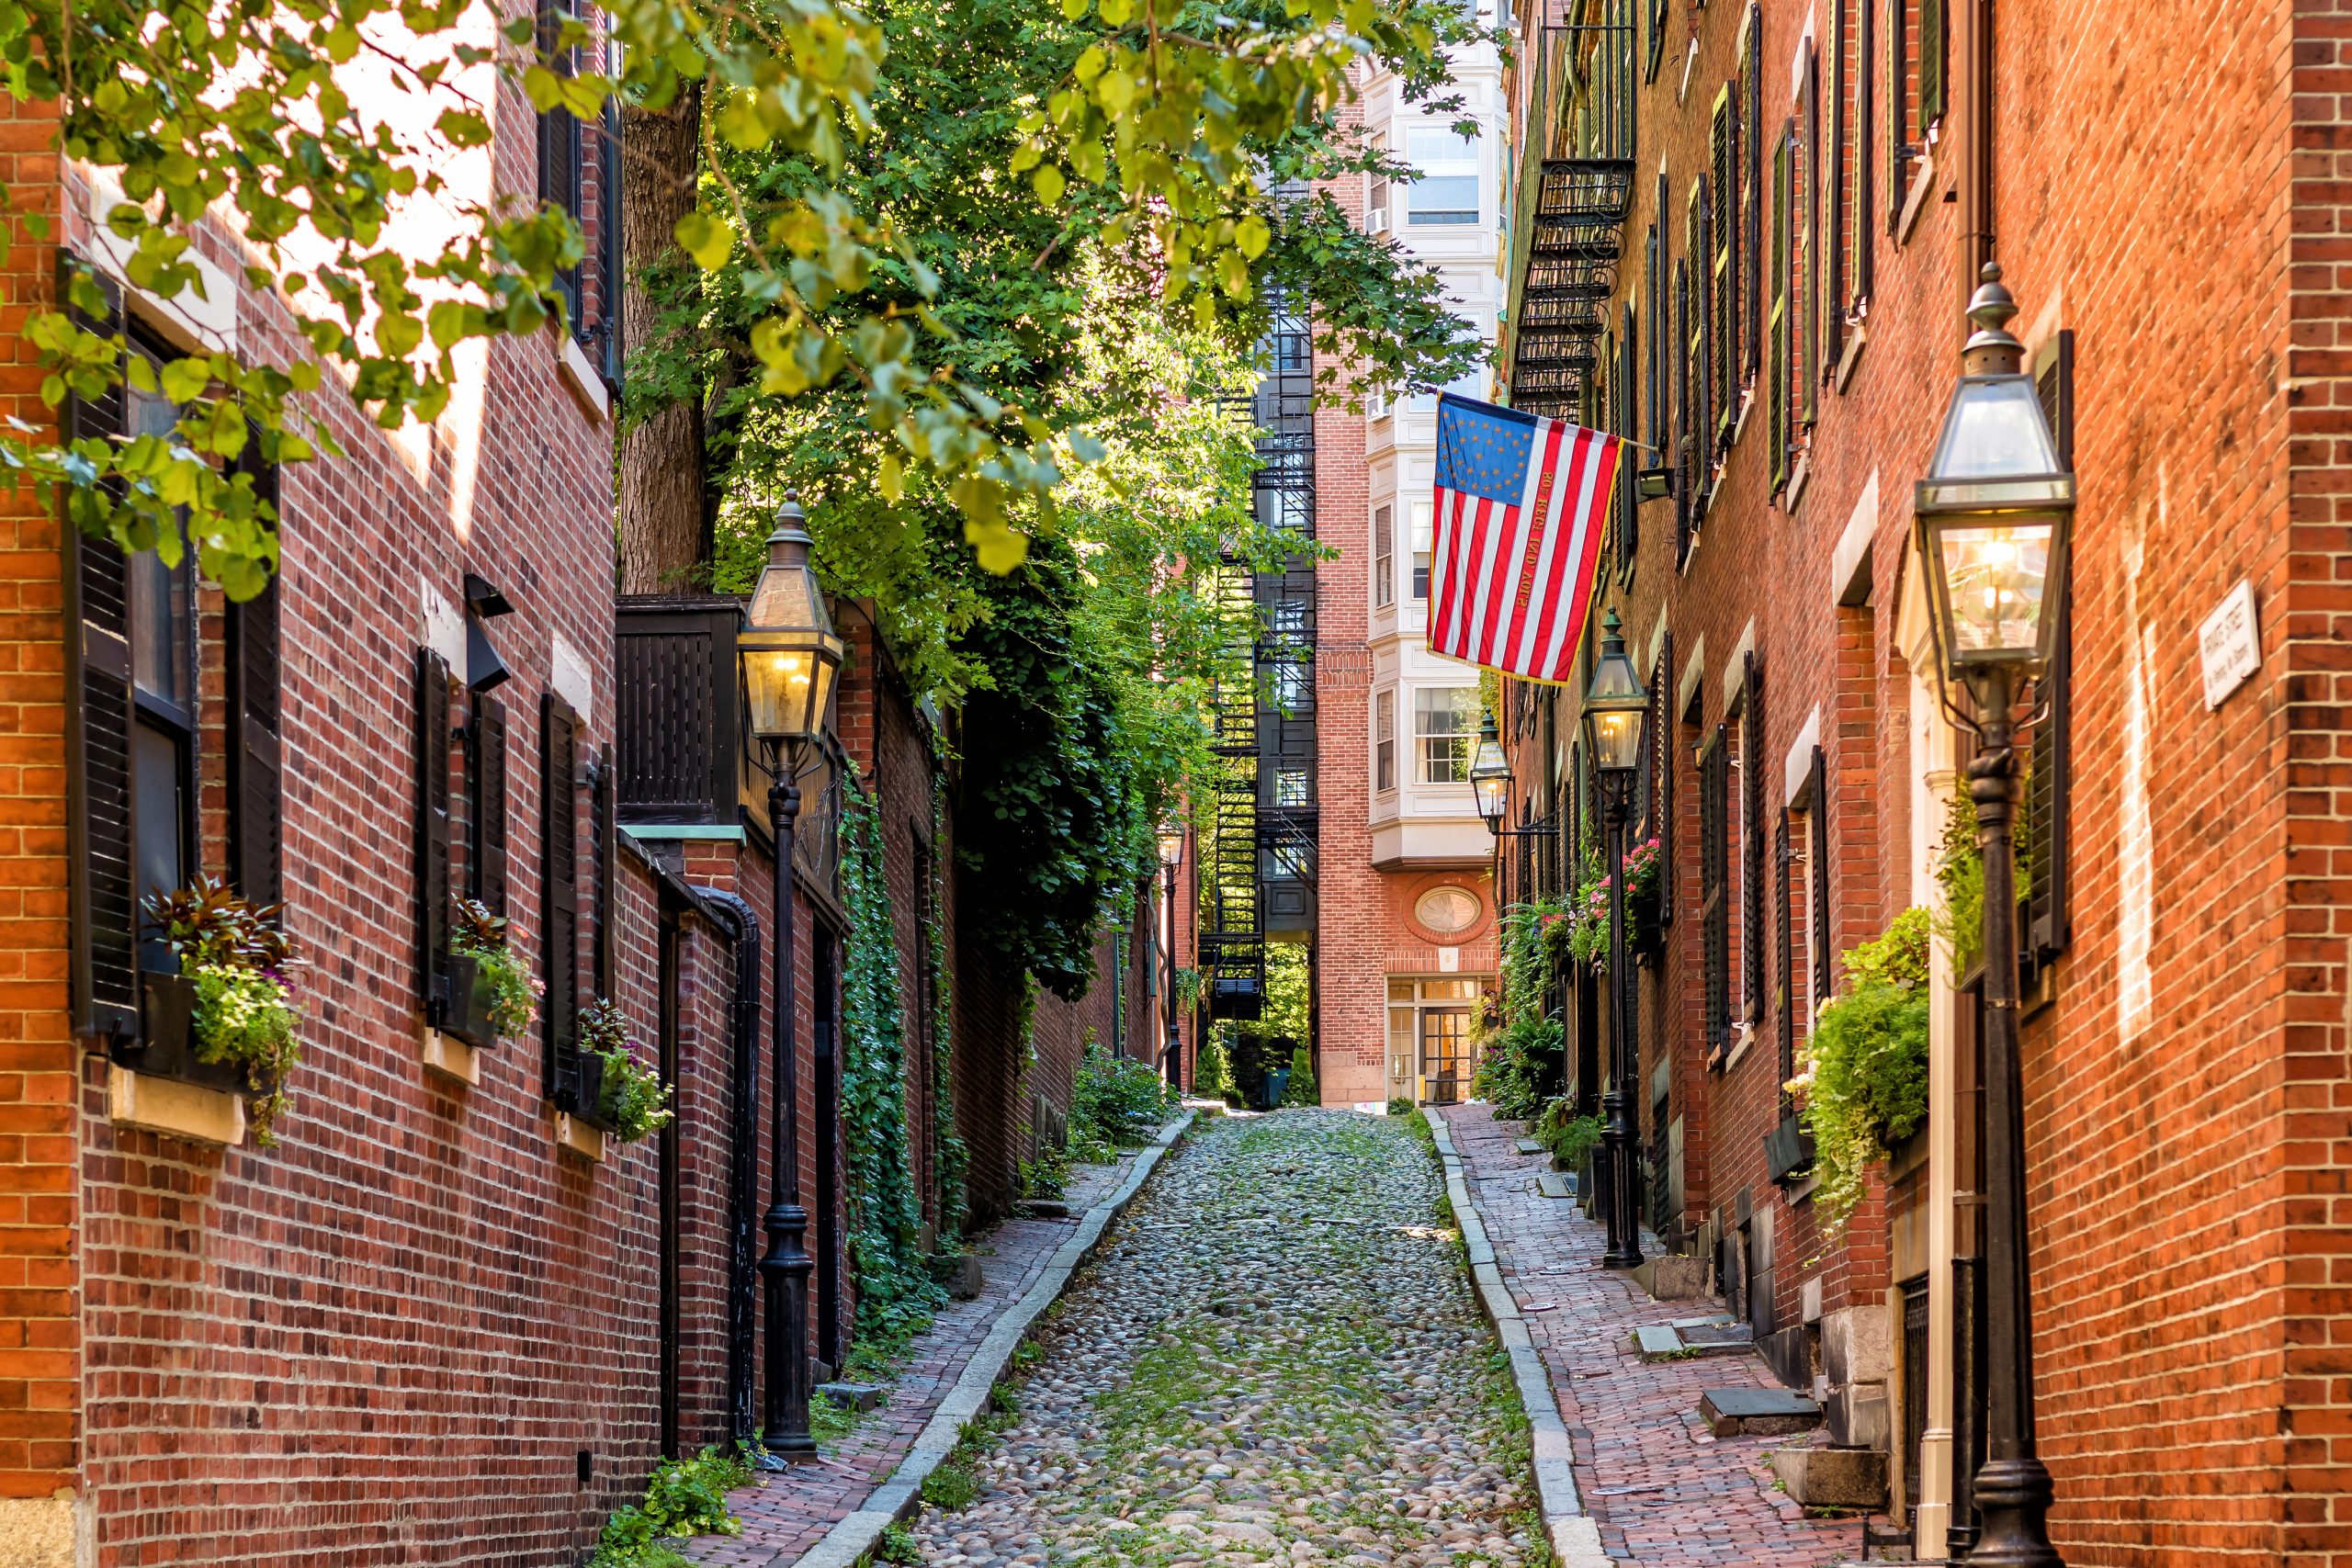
[1441,1104,1857,1567]
[687,1152,1147,1568]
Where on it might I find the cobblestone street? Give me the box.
[903,1111,1540,1568]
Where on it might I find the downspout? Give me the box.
[694,886,764,1447]
[1954,0,1995,300]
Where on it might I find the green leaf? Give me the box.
[673,211,734,271]
[1032,165,1066,207]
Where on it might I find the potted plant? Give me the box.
[1787,908,1932,1235]
[574,998,673,1142]
[138,875,301,1144]
[443,898,540,1047]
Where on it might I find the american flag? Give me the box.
[1427,393,1623,683]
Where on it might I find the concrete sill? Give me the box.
[557,333,611,423]
[108,1063,244,1147]
[1897,152,1937,244]
[420,1028,481,1087]
[556,1111,607,1163]
[1835,321,1868,392]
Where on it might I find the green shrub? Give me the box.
[1386,1096,1415,1117]
[1018,1145,1069,1201]
[1534,1100,1603,1165]
[1280,1043,1317,1106]
[1790,908,1932,1238]
[1194,1035,1233,1100]
[1070,1038,1171,1146]
[876,1523,922,1564]
[590,1445,755,1566]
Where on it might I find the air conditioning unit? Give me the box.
[1365,205,1388,234]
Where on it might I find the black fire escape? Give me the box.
[1202,276,1321,1020]
[1508,1,1637,421]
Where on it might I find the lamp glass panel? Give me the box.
[1473,773,1508,824]
[1934,520,2053,657]
[1468,731,1509,783]
[1928,376,2061,481]
[1590,708,1644,772]
[1158,828,1184,867]
[749,561,825,634]
[745,648,817,739]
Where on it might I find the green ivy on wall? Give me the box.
[839,777,945,1352]
[930,777,970,1245]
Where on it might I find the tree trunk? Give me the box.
[618,84,707,595]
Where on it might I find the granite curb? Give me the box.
[1423,1108,1612,1568]
[783,1111,1196,1568]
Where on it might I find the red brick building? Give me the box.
[0,43,1150,1568]
[1490,0,2352,1558]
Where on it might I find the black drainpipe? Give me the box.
[693,886,765,1446]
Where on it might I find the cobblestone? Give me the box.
[1442,1104,1858,1566]
[692,1154,1148,1568]
[907,1110,1538,1568]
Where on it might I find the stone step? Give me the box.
[1634,1319,1758,1362]
[1698,1385,1823,1438]
[1514,1138,1547,1156]
[1535,1171,1576,1199]
[1632,1253,1706,1301]
[1767,1445,1888,1509]
[817,1381,885,1413]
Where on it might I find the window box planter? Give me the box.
[1766,1111,1816,1186]
[1630,887,1667,965]
[116,973,249,1097]
[432,952,502,1049]
[566,1052,621,1134]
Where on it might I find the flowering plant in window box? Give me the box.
[139,874,300,1145]
[1566,838,1663,971]
[575,997,673,1143]
[449,898,540,1044]
[1787,907,1932,1236]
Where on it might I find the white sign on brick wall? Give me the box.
[1437,946,1460,973]
[2198,579,2261,710]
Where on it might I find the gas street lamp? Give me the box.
[739,491,844,1465]
[1914,263,2073,1568]
[1157,821,1186,1087]
[1579,610,1648,1271]
[1469,711,1512,833]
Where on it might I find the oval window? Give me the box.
[1415,886,1480,937]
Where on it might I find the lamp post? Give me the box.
[1157,821,1186,1088]
[1913,264,2074,1568]
[1579,611,1648,1271]
[738,492,844,1465]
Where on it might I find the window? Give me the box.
[1741,655,1767,1028]
[1415,886,1482,937]
[1276,770,1309,807]
[1711,87,1736,446]
[124,352,196,974]
[1890,0,1944,226]
[1374,504,1395,609]
[537,0,621,373]
[1270,598,1309,711]
[1367,129,1391,230]
[1411,500,1434,599]
[1374,690,1396,793]
[1414,686,1477,784]
[1802,43,1821,425]
[1406,127,1480,225]
[1407,364,1487,414]
[1744,6,1765,382]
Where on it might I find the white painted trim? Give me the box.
[1897,152,1938,244]
[421,579,465,673]
[557,332,611,423]
[1721,617,1758,714]
[1783,704,1823,807]
[74,165,239,357]
[552,632,595,729]
[1676,634,1706,719]
[1835,319,1868,390]
[1831,468,1879,607]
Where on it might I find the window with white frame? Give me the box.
[1411,499,1433,600]
[1373,504,1395,609]
[1407,363,1489,414]
[1406,127,1480,225]
[1415,686,1477,783]
[1374,689,1396,794]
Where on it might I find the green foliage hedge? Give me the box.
[1791,908,1932,1238]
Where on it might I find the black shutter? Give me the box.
[416,647,454,1018]
[227,462,284,909]
[1653,633,1675,926]
[544,692,581,1100]
[1674,258,1693,568]
[1920,0,1946,125]
[472,694,509,916]
[1802,45,1821,426]
[1744,6,1764,380]
[1810,745,1832,1010]
[63,270,137,1042]
[593,741,616,998]
[1617,304,1639,568]
[1852,0,1873,299]
[1712,90,1736,446]
[1774,811,1793,1104]
[1741,653,1766,1028]
[1696,176,1717,469]
[2029,332,2075,963]
[1645,221,1664,462]
[1700,724,1730,1055]
[1826,0,1847,368]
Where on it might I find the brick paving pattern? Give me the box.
[1442,1104,1857,1567]
[690,1154,1145,1568]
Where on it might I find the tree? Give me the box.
[617,82,710,595]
